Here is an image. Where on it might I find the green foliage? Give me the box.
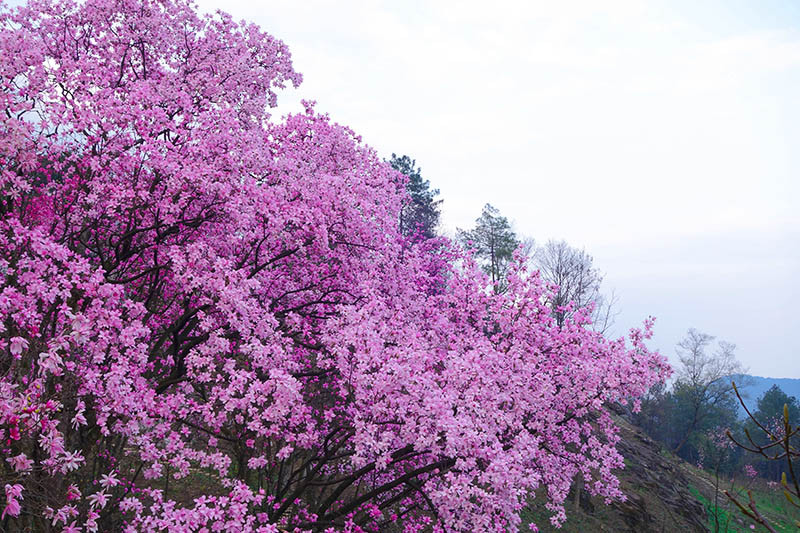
[632,380,741,470]
[742,385,800,481]
[390,153,442,239]
[457,203,519,293]
[632,329,744,469]
[690,484,745,532]
[691,481,800,533]
[752,386,800,428]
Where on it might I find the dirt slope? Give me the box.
[520,412,708,532]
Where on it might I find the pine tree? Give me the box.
[457,204,520,293]
[390,154,441,239]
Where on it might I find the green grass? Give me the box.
[690,484,746,532]
[746,486,800,532]
[518,503,603,533]
[690,482,800,533]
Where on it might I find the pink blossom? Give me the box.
[9,337,28,357]
[85,510,99,533]
[70,400,87,430]
[61,521,81,533]
[66,485,81,501]
[61,452,84,473]
[0,0,669,530]
[3,484,23,519]
[99,473,119,489]
[6,453,33,473]
[87,491,109,509]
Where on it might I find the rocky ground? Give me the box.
[520,412,710,532]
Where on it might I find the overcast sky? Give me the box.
[203,0,800,378]
[14,0,796,377]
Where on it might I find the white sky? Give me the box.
[13,0,800,377]
[224,0,797,378]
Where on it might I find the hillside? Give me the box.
[518,410,799,532]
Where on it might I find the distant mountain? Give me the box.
[731,374,800,418]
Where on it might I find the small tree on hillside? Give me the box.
[750,386,800,430]
[672,329,746,454]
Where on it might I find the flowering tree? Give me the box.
[0,0,670,531]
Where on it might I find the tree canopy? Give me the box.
[457,204,520,293]
[742,385,800,479]
[0,1,668,531]
[752,385,800,426]
[389,154,441,240]
[531,239,616,331]
[671,329,744,454]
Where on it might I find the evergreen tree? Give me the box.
[457,204,520,293]
[390,154,441,239]
[753,385,800,425]
[744,385,800,479]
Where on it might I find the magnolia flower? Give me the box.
[6,453,33,473]
[61,521,81,533]
[2,484,23,519]
[87,490,108,509]
[9,336,28,357]
[99,473,119,489]
[70,316,90,343]
[119,497,143,513]
[53,504,78,526]
[61,452,84,473]
[66,484,81,501]
[38,350,64,375]
[85,510,100,533]
[2,496,21,519]
[276,445,293,460]
[5,484,23,498]
[71,401,87,430]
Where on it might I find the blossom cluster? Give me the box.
[0,0,669,531]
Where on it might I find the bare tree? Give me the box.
[530,239,618,332]
[672,329,746,453]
